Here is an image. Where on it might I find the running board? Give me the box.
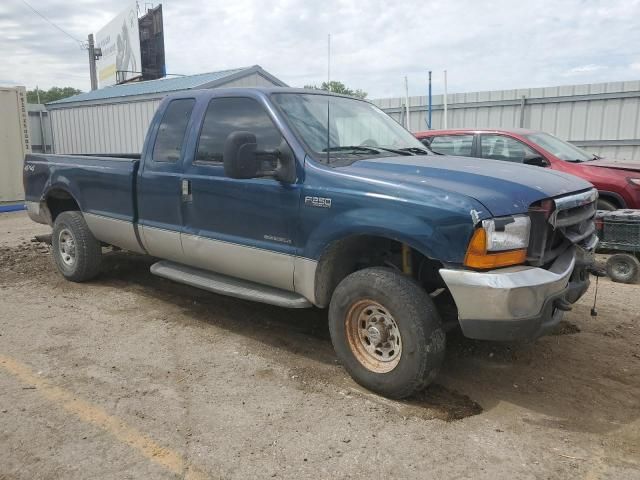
[150,260,312,309]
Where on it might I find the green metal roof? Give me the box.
[47,65,286,107]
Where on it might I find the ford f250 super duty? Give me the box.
[24,88,598,399]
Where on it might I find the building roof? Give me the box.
[47,65,287,108]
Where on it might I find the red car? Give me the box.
[415,128,640,210]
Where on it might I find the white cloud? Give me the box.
[562,64,606,76]
[1,0,640,98]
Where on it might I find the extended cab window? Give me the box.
[480,135,536,163]
[429,135,473,156]
[196,97,281,163]
[152,98,195,162]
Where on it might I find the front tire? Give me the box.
[52,211,102,282]
[328,267,445,399]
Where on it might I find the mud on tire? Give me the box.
[51,211,102,282]
[328,267,446,399]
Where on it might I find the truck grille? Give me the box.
[527,189,598,267]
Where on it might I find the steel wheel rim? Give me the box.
[345,300,402,373]
[58,228,76,266]
[612,260,631,277]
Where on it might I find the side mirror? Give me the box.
[523,153,548,167]
[223,131,260,179]
[223,131,296,183]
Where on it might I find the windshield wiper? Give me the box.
[322,146,382,155]
[372,146,414,156]
[398,147,431,155]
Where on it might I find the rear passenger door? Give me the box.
[478,134,537,163]
[428,134,474,157]
[137,98,196,262]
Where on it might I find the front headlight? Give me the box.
[483,215,531,251]
[464,215,530,269]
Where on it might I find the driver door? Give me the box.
[180,96,301,291]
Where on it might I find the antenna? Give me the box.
[327,34,331,89]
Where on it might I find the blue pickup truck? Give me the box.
[24,88,598,398]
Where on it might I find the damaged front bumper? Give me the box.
[439,247,592,341]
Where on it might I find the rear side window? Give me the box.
[196,97,281,163]
[152,98,195,163]
[480,135,536,163]
[429,135,473,156]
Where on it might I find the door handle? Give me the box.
[181,179,192,202]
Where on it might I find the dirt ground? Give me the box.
[0,211,638,479]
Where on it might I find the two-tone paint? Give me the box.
[24,88,593,311]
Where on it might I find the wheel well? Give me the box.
[314,235,445,307]
[46,189,80,222]
[598,192,624,209]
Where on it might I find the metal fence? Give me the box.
[372,80,640,161]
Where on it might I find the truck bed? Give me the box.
[24,153,140,224]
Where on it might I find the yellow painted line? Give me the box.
[0,354,209,480]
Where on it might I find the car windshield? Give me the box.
[523,131,594,162]
[272,92,428,164]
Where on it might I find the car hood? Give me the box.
[341,155,593,217]
[585,158,640,173]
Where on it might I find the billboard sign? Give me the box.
[139,5,166,81]
[95,3,141,87]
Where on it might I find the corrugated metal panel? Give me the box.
[374,80,640,161]
[0,86,30,201]
[48,68,285,154]
[51,99,163,154]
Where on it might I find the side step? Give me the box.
[150,260,312,309]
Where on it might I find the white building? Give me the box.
[47,65,287,154]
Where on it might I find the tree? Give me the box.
[27,87,82,104]
[303,81,367,99]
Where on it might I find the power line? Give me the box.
[19,0,85,48]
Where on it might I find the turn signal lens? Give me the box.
[628,177,640,187]
[464,228,527,269]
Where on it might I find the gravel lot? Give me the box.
[1,211,639,479]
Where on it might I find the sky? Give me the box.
[1,0,640,99]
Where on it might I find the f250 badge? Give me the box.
[305,196,332,208]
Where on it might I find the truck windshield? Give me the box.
[272,93,428,163]
[523,132,594,162]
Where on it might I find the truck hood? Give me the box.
[585,158,640,173]
[341,155,593,217]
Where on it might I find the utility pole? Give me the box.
[88,34,100,90]
[427,70,432,129]
[404,76,411,132]
[443,70,448,129]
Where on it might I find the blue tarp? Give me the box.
[0,204,26,213]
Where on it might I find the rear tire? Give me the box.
[52,211,102,282]
[606,254,639,284]
[328,267,445,399]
